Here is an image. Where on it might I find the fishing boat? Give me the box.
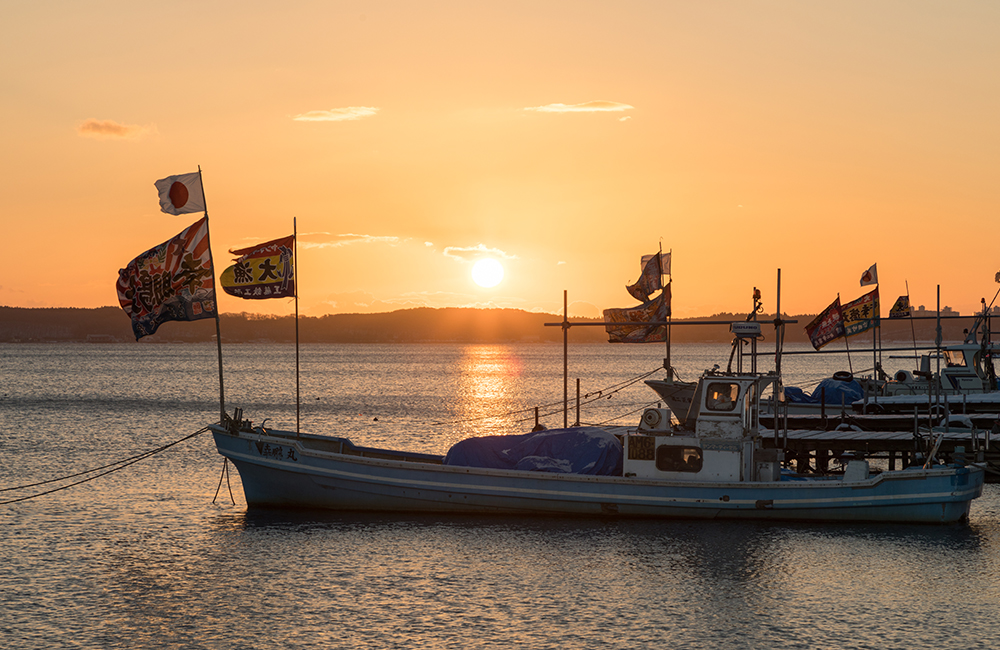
[855,341,1000,414]
[210,369,983,523]
[645,371,872,424]
[648,333,1000,424]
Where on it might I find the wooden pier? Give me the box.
[759,419,1000,480]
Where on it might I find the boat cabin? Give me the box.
[880,343,997,398]
[623,372,783,483]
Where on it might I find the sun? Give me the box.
[471,258,504,288]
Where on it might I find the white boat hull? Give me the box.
[212,426,983,523]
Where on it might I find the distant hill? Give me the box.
[0,305,985,344]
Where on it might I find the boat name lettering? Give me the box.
[628,436,656,461]
[254,441,298,462]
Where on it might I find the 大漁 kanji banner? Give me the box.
[889,294,911,319]
[604,284,671,343]
[842,287,880,337]
[116,216,217,340]
[220,235,295,300]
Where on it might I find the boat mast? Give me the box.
[294,217,300,435]
[775,269,782,381]
[663,245,671,379]
[906,280,918,368]
[563,290,568,428]
[199,165,226,423]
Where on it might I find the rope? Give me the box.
[590,400,662,425]
[213,458,235,505]
[427,367,663,427]
[0,426,211,506]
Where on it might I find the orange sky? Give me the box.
[2,2,999,319]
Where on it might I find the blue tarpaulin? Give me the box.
[784,378,864,405]
[444,427,623,476]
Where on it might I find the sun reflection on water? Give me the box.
[453,345,527,438]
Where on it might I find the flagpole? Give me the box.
[563,290,569,428]
[874,286,879,378]
[906,281,918,367]
[660,244,671,378]
[198,166,227,423]
[936,285,942,412]
[840,293,854,375]
[294,217,300,436]
[775,269,782,381]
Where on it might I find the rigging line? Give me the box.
[590,401,662,426]
[520,373,663,420]
[0,426,211,506]
[510,395,658,425]
[438,380,659,427]
[581,367,662,397]
[426,368,663,427]
[794,366,877,391]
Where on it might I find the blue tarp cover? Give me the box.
[444,427,623,476]
[784,378,864,405]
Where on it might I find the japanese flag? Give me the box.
[860,263,878,286]
[154,172,206,215]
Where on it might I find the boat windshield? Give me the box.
[706,382,739,412]
[944,350,968,367]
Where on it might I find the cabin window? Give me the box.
[705,382,739,412]
[944,350,967,368]
[656,445,703,473]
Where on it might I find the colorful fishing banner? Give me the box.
[220,235,295,300]
[604,284,671,343]
[889,294,911,318]
[641,251,671,277]
[116,216,217,340]
[805,297,845,350]
[154,171,206,215]
[842,287,880,337]
[626,253,664,302]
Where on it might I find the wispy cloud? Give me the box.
[77,118,154,139]
[524,101,633,114]
[298,232,399,249]
[443,244,516,262]
[312,290,475,314]
[292,107,380,122]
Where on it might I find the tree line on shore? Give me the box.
[0,305,983,344]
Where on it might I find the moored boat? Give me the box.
[648,337,1000,424]
[211,369,983,523]
[646,371,872,424]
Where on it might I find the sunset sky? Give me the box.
[3,2,999,319]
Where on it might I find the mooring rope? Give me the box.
[212,458,235,505]
[0,426,211,506]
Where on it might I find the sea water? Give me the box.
[1,342,999,650]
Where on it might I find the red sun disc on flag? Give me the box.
[168,181,189,209]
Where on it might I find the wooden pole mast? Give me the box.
[198,166,226,423]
